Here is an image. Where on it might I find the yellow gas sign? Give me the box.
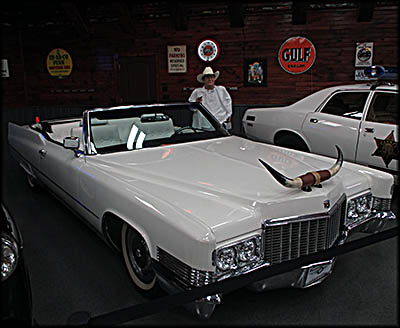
[46,48,73,79]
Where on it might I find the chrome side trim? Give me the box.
[372,197,392,211]
[157,247,216,288]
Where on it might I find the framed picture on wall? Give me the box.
[244,58,267,86]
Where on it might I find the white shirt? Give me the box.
[188,85,232,123]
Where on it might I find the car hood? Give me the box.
[89,136,368,242]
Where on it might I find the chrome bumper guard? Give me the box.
[154,265,221,320]
[342,210,396,238]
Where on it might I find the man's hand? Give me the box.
[196,96,203,103]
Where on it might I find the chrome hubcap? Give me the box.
[126,229,155,284]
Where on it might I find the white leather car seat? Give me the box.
[91,124,122,148]
[133,115,175,141]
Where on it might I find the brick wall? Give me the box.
[1,1,398,110]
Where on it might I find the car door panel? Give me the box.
[302,90,371,161]
[39,140,84,213]
[356,91,398,174]
[8,123,46,172]
[356,123,398,172]
[302,112,361,161]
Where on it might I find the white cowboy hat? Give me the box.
[196,67,220,83]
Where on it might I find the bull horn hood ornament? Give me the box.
[259,145,343,189]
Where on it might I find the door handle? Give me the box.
[38,149,47,157]
[310,118,319,123]
[365,127,375,133]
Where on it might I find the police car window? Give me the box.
[321,92,369,120]
[366,92,398,124]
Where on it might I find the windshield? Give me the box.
[87,103,229,154]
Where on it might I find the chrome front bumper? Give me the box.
[154,209,396,318]
[342,210,396,238]
[249,209,396,292]
[155,270,222,320]
[248,258,336,292]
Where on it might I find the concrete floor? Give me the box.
[1,137,398,326]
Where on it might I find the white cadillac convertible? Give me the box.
[242,81,398,183]
[8,102,396,318]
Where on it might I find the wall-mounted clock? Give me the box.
[197,38,220,62]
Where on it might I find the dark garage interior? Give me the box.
[1,1,398,325]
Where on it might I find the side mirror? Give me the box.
[63,136,80,150]
[223,121,232,130]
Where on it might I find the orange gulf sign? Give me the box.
[46,48,73,79]
[278,36,316,74]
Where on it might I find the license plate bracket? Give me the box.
[295,258,335,288]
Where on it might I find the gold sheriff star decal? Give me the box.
[371,130,398,167]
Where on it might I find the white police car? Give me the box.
[243,66,398,182]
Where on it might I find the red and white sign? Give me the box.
[197,39,220,63]
[278,36,316,74]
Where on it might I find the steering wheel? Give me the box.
[174,126,203,134]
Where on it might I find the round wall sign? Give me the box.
[197,39,220,62]
[278,36,316,74]
[46,48,73,79]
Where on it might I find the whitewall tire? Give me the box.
[121,223,158,292]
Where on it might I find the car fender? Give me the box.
[101,211,152,254]
[273,128,311,150]
[99,206,160,259]
[92,179,217,271]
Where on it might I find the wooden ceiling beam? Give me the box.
[170,2,187,31]
[292,1,307,25]
[358,0,375,22]
[61,2,89,38]
[112,2,136,35]
[229,0,244,28]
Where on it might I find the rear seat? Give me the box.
[69,114,175,150]
[91,124,122,148]
[70,118,124,149]
[132,115,175,141]
[70,118,108,141]
[113,117,140,141]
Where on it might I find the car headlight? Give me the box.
[216,247,236,271]
[1,234,19,282]
[346,193,372,224]
[237,239,257,262]
[214,235,261,273]
[357,195,371,213]
[347,200,357,219]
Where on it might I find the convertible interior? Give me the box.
[41,105,229,154]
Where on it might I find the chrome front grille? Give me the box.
[157,247,216,288]
[263,195,346,265]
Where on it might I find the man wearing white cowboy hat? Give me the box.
[189,66,232,129]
